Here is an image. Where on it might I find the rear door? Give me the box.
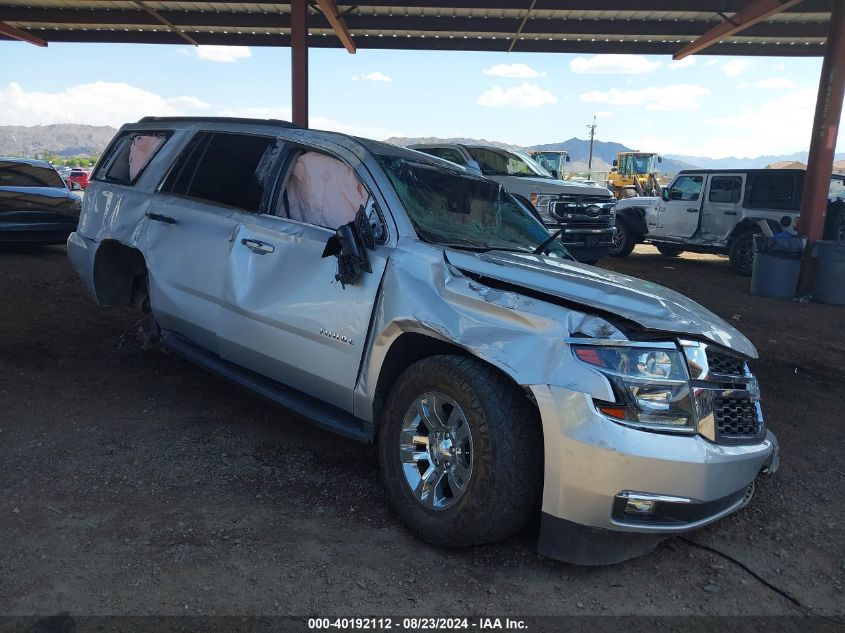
[701,174,744,241]
[146,130,283,354]
[218,146,390,412]
[656,173,705,238]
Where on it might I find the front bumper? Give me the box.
[529,384,777,564]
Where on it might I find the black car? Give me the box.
[0,157,81,245]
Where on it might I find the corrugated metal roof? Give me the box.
[0,0,833,55]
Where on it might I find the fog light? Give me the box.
[625,497,657,515]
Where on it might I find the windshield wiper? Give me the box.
[533,228,565,255]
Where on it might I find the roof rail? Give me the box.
[136,116,301,129]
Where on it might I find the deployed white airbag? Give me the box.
[287,152,368,229]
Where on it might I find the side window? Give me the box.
[95,131,171,184]
[748,173,798,208]
[426,148,467,166]
[669,176,704,201]
[275,151,369,230]
[161,132,282,213]
[709,176,742,204]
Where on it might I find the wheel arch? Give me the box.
[370,330,536,437]
[92,239,148,307]
[728,217,778,243]
[615,206,648,236]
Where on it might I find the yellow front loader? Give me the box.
[607,152,663,199]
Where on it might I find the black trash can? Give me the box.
[812,240,845,305]
[750,235,805,299]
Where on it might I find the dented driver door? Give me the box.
[217,213,389,413]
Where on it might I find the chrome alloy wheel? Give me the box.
[400,392,474,511]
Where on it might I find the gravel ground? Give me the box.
[0,244,842,618]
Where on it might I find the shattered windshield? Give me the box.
[377,155,568,256]
[465,147,552,178]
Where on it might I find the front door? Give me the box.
[656,174,705,238]
[218,149,390,412]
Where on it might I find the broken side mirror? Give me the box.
[661,187,671,202]
[321,205,376,288]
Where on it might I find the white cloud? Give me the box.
[755,77,796,89]
[721,59,754,76]
[706,59,719,66]
[477,82,557,108]
[0,81,208,127]
[594,111,615,118]
[351,71,392,82]
[697,88,819,156]
[580,84,709,112]
[195,45,252,63]
[166,95,210,109]
[669,57,696,70]
[483,63,545,78]
[622,87,837,158]
[570,54,661,75]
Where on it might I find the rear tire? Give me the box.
[655,244,684,257]
[609,218,636,258]
[378,355,542,548]
[729,231,757,276]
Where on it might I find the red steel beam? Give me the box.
[291,0,308,127]
[314,0,356,54]
[0,20,47,47]
[133,0,198,46]
[798,0,845,291]
[673,0,805,60]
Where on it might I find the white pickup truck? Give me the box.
[610,169,845,275]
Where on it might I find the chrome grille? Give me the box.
[704,348,765,443]
[707,350,746,376]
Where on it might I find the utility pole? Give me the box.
[586,115,597,172]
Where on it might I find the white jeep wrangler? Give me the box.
[610,169,845,275]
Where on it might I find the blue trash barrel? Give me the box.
[812,240,845,305]
[750,235,805,299]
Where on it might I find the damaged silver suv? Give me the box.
[68,117,778,565]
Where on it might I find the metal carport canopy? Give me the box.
[0,0,841,292]
[0,1,833,54]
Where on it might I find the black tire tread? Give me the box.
[609,218,636,258]
[378,355,543,548]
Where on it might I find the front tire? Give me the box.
[729,231,757,276]
[609,218,636,258]
[378,355,542,548]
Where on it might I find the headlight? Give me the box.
[572,344,695,433]
[530,193,554,209]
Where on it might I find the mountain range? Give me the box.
[1,124,839,173]
[0,124,118,158]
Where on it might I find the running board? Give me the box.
[160,330,374,443]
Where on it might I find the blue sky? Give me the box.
[0,41,832,158]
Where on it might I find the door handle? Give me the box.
[241,238,275,254]
[724,211,738,215]
[146,212,177,224]
[686,208,699,213]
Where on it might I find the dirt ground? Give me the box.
[0,244,842,618]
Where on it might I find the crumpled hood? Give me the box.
[445,249,757,358]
